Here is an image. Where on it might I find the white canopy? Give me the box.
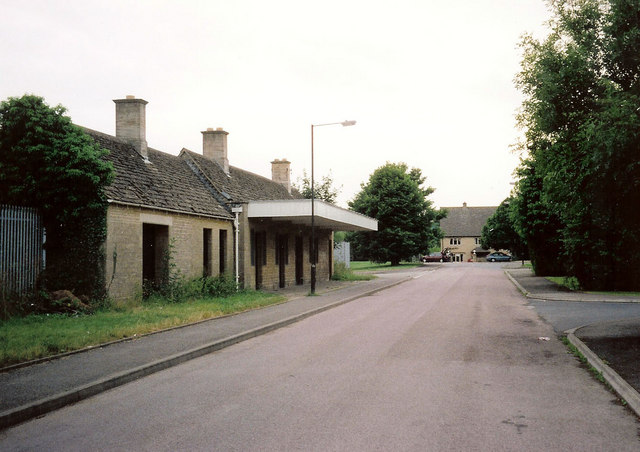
[247,199,377,231]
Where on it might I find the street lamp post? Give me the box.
[310,120,356,294]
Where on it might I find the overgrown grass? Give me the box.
[350,261,422,272]
[0,291,284,367]
[332,262,375,281]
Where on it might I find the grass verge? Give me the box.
[547,276,640,296]
[0,291,284,368]
[332,262,375,281]
[546,276,581,291]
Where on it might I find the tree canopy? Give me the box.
[347,162,443,265]
[513,0,640,289]
[0,94,114,298]
[480,197,528,260]
[293,170,341,204]
[510,160,566,276]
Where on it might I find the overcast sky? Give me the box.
[1,0,551,209]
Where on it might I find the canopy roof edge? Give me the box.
[247,199,377,232]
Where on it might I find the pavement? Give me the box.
[2,264,639,430]
[0,270,418,430]
[505,265,640,418]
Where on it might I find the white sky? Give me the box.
[1,0,550,209]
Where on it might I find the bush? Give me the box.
[0,95,114,300]
[547,276,581,292]
[200,275,238,298]
[145,274,238,304]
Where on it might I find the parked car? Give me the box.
[486,252,512,262]
[421,252,449,263]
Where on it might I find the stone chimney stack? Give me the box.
[202,128,229,175]
[114,95,148,159]
[463,202,468,208]
[271,158,291,193]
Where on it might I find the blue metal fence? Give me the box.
[0,205,44,297]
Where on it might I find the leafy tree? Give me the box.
[293,169,341,204]
[347,162,443,266]
[480,197,528,260]
[514,0,640,289]
[333,231,347,244]
[511,160,566,276]
[0,95,114,299]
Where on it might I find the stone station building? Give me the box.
[88,96,377,300]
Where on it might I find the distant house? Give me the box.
[438,202,497,262]
[87,96,377,299]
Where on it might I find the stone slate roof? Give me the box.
[439,206,497,237]
[180,149,303,203]
[85,128,232,220]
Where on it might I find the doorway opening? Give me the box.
[142,223,169,296]
[295,236,303,285]
[276,234,288,288]
[252,230,266,289]
[203,228,212,277]
[219,229,227,275]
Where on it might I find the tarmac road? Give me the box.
[505,266,640,398]
[1,264,638,451]
[506,266,640,333]
[528,300,640,333]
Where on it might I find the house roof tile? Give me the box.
[439,206,497,237]
[85,128,233,220]
[180,149,304,203]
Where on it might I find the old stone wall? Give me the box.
[105,204,233,300]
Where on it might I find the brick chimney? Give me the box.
[202,128,229,175]
[271,158,291,193]
[113,95,148,159]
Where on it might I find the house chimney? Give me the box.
[463,202,468,207]
[113,96,148,159]
[271,158,291,193]
[202,127,229,175]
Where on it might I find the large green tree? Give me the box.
[347,162,443,265]
[514,0,640,289]
[0,95,114,299]
[511,161,566,275]
[480,197,528,260]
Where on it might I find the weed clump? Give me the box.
[332,262,374,281]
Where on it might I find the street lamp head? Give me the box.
[313,120,357,128]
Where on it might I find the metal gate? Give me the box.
[0,205,44,297]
